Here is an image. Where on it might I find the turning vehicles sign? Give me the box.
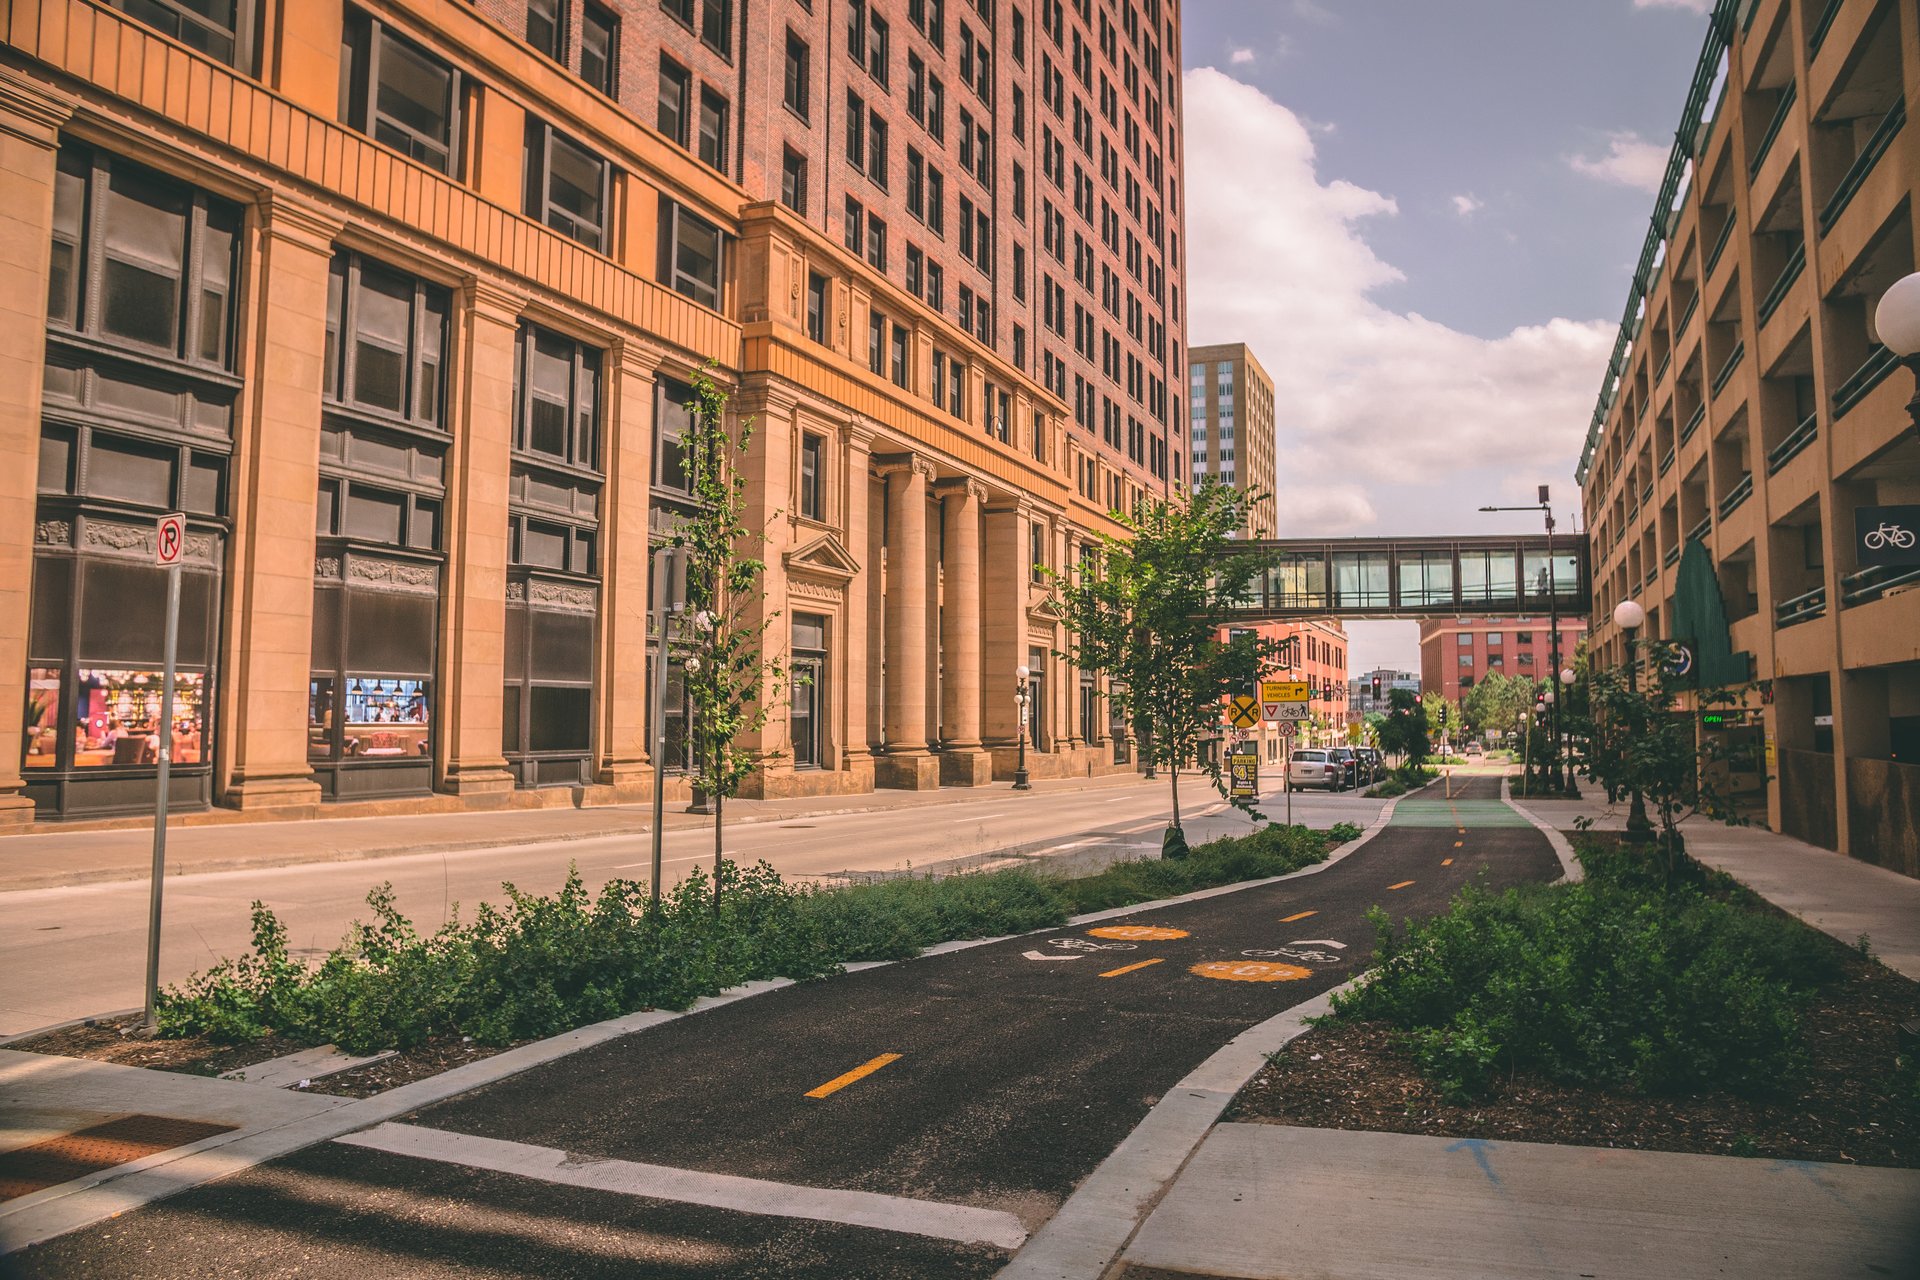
[1261,679,1309,722]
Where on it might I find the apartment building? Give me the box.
[1217,619,1347,763]
[1186,341,1275,538]
[0,0,1189,822]
[1418,618,1589,704]
[1576,0,1917,875]
[1348,667,1419,719]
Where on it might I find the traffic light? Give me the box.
[1371,676,1382,701]
[1437,705,1448,727]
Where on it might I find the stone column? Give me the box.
[981,499,1031,777]
[0,73,72,825]
[842,421,876,785]
[733,380,794,798]
[876,455,939,789]
[221,195,341,809]
[937,478,991,785]
[437,280,522,798]
[595,339,658,796]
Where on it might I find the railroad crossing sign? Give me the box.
[1261,679,1308,721]
[1226,695,1261,730]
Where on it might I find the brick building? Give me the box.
[0,0,1189,821]
[1221,619,1347,763]
[1418,618,1588,704]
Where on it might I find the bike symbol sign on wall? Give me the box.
[1856,504,1920,568]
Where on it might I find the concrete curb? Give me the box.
[996,977,1363,1280]
[0,1008,142,1049]
[0,806,1403,1255]
[1502,776,1584,883]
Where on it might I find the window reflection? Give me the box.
[72,668,206,768]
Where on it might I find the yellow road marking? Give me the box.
[1190,960,1312,983]
[1089,925,1189,941]
[1442,858,1454,866]
[1280,910,1317,923]
[1100,958,1165,979]
[1388,880,1415,890]
[1453,841,1463,848]
[804,1053,902,1099]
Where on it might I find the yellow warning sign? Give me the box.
[1089,925,1190,941]
[1261,680,1309,704]
[1189,960,1312,983]
[1226,695,1261,730]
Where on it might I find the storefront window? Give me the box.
[71,668,206,767]
[24,668,61,768]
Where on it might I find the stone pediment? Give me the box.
[785,531,862,583]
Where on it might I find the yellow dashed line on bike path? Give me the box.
[1387,880,1415,891]
[805,1053,902,1099]
[1442,858,1454,867]
[1099,958,1164,979]
[1280,910,1316,923]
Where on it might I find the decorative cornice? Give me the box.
[873,453,937,482]
[611,335,668,379]
[462,278,529,324]
[254,192,347,252]
[843,416,879,450]
[528,579,599,612]
[933,477,989,505]
[346,555,439,595]
[0,70,76,147]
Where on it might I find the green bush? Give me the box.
[1332,864,1833,1101]
[1328,821,1364,844]
[161,821,1332,1053]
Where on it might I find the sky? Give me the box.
[1178,0,1713,672]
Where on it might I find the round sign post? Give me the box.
[143,513,186,1032]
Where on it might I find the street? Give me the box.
[3,778,1560,1278]
[0,777,1385,1037]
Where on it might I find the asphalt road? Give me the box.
[6,778,1561,1278]
[0,777,1384,1035]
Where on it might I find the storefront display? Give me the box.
[310,676,430,760]
[69,668,207,767]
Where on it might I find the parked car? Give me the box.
[1353,747,1384,782]
[1288,749,1346,792]
[1464,741,1485,759]
[1325,747,1363,790]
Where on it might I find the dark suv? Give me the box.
[1353,747,1384,784]
[1325,747,1362,791]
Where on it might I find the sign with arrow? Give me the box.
[1261,679,1309,721]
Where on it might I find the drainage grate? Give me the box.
[0,1114,236,1202]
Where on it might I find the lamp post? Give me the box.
[1481,486,1567,794]
[1613,598,1652,837]
[1873,272,1920,438]
[1559,666,1579,795]
[1013,665,1033,791]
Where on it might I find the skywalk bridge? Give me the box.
[1218,533,1591,621]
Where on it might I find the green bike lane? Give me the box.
[9,779,1560,1280]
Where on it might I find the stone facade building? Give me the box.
[1186,341,1274,538]
[1576,0,1918,875]
[0,0,1188,822]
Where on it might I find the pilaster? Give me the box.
[842,419,877,772]
[936,477,991,785]
[596,338,662,791]
[875,454,939,789]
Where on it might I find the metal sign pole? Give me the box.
[647,547,685,912]
[142,523,183,1031]
[1284,737,1292,826]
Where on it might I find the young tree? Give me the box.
[1378,687,1431,768]
[676,367,784,907]
[1051,483,1281,857]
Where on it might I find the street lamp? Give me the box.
[1612,598,1652,836]
[1482,486,1568,795]
[1013,665,1033,791]
[1559,667,1579,795]
[1873,271,1920,438]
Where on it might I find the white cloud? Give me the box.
[1451,193,1484,216]
[1229,46,1255,65]
[1633,0,1712,13]
[1183,69,1612,536]
[1567,131,1669,193]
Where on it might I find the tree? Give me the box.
[676,367,784,908]
[1051,483,1281,857]
[1377,687,1430,768]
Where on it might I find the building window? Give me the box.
[697,86,729,170]
[926,261,944,311]
[781,147,808,215]
[658,56,690,146]
[701,0,732,53]
[891,323,909,388]
[784,30,811,118]
[513,325,602,471]
[791,613,828,769]
[868,13,890,84]
[867,111,888,187]
[1026,646,1048,750]
[1030,520,1047,581]
[526,0,566,59]
[806,272,828,344]
[581,2,619,94]
[846,89,866,169]
[658,197,727,309]
[1458,654,1474,669]
[323,250,451,430]
[524,120,609,251]
[341,10,462,175]
[1486,632,1503,646]
[661,0,693,24]
[866,213,887,271]
[108,0,255,70]
[844,195,865,255]
[799,432,826,521]
[947,354,964,419]
[867,310,886,375]
[652,375,697,495]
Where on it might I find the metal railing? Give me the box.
[1641,480,1655,505]
[1664,543,1681,568]
[1704,213,1736,277]
[1675,292,1699,340]
[1711,341,1745,394]
[1680,402,1706,444]
[1819,100,1906,234]
[1841,563,1920,608]
[1659,445,1676,475]
[1654,350,1672,384]
[1718,473,1753,518]
[1748,81,1798,179]
[1775,584,1826,628]
[1832,344,1897,419]
[1765,412,1818,474]
[1808,0,1844,54]
[1687,515,1712,544]
[1756,243,1805,325]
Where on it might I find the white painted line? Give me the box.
[1022,950,1082,962]
[1501,777,1583,883]
[337,1123,1029,1251]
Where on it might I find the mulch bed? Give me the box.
[303,1036,513,1099]
[1232,947,1920,1169]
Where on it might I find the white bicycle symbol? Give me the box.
[1864,522,1916,550]
[1242,947,1342,964]
[1048,938,1138,953]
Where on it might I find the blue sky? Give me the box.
[1177,0,1713,671]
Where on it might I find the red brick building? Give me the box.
[1419,618,1588,704]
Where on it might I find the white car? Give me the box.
[1287,749,1346,791]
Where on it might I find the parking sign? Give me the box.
[156,513,185,567]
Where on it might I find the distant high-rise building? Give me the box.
[1187,343,1276,538]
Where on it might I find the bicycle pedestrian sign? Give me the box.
[1856,504,1920,568]
[1261,679,1308,722]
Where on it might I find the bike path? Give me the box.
[9,779,1559,1279]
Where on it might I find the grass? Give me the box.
[158,820,1349,1055]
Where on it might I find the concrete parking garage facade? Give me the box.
[0,0,1189,822]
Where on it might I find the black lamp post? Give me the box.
[1480,486,1569,794]
[1013,665,1033,791]
[1614,598,1652,837]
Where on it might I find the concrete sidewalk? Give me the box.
[1513,787,1920,981]
[1114,1124,1920,1280]
[0,769,1157,893]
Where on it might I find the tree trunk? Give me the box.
[1169,764,1181,831]
[712,790,725,913]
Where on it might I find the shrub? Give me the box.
[1333,870,1830,1101]
[1328,821,1364,844]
